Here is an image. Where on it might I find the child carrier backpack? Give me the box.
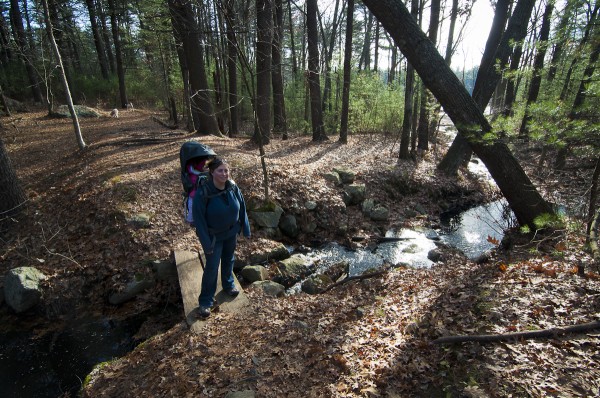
[180,141,216,225]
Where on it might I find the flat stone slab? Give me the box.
[174,250,249,333]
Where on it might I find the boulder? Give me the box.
[249,205,284,228]
[342,184,366,206]
[305,200,317,211]
[323,172,341,185]
[250,281,285,297]
[240,265,269,283]
[369,205,389,221]
[4,267,47,313]
[273,254,313,287]
[248,242,290,264]
[279,214,299,238]
[301,274,333,294]
[333,167,356,184]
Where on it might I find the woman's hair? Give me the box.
[208,157,227,172]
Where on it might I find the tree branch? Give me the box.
[433,320,600,344]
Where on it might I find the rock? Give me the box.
[279,214,299,238]
[240,265,269,283]
[342,184,366,206]
[305,201,317,211]
[152,259,177,281]
[249,205,284,228]
[56,104,101,118]
[302,221,318,233]
[427,249,443,262]
[402,244,420,254]
[333,167,356,184]
[425,229,441,240]
[127,213,151,228]
[414,203,427,215]
[274,254,313,287]
[404,208,418,218]
[369,205,389,221]
[109,274,156,305]
[362,198,375,214]
[248,242,290,264]
[225,390,256,398]
[261,227,283,240]
[4,267,47,313]
[323,172,341,185]
[474,250,492,264]
[250,280,285,297]
[301,274,333,294]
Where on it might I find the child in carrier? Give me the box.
[185,157,208,224]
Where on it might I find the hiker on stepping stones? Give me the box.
[192,157,251,318]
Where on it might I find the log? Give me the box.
[432,320,600,344]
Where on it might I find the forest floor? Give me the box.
[1,107,599,397]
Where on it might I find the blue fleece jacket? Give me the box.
[192,179,251,253]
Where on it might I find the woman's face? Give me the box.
[212,163,229,184]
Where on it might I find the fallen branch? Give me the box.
[433,320,600,345]
[320,268,388,294]
[376,237,413,243]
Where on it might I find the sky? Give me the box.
[455,0,496,69]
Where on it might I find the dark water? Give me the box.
[0,314,146,398]
[439,199,515,259]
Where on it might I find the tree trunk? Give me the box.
[107,0,128,108]
[586,158,600,244]
[307,0,327,141]
[437,0,525,175]
[224,0,239,136]
[0,134,25,219]
[9,0,42,102]
[97,0,115,73]
[416,0,440,154]
[399,0,419,160]
[42,0,86,150]
[358,10,373,71]
[339,0,354,144]
[168,0,220,136]
[288,0,298,77]
[362,0,555,229]
[519,0,554,138]
[272,0,287,137]
[255,0,272,145]
[84,0,110,79]
[320,0,342,114]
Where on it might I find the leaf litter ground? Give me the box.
[1,109,599,397]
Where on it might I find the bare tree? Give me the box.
[339,0,354,144]
[307,0,327,141]
[361,0,555,229]
[42,0,86,150]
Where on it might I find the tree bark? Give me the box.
[272,0,287,137]
[437,0,524,175]
[224,0,239,136]
[107,0,128,108]
[169,0,220,136]
[255,0,272,144]
[307,0,327,141]
[97,0,115,73]
[9,0,42,102]
[362,0,554,229]
[85,0,110,79]
[339,0,354,144]
[0,134,25,218]
[399,0,418,160]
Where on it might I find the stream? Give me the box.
[2,181,514,396]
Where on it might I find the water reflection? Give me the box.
[439,199,515,259]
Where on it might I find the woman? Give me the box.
[192,157,251,318]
